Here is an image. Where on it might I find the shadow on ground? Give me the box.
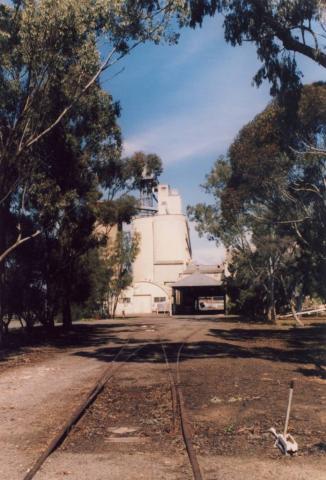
[1,320,325,380]
[0,321,142,365]
[72,323,325,379]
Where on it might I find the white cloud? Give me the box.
[122,93,266,164]
[122,44,269,164]
[167,18,225,69]
[123,108,233,163]
[117,17,325,267]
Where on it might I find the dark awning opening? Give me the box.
[172,273,225,315]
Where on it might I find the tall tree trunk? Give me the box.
[280,275,304,326]
[0,277,4,347]
[267,272,276,323]
[112,295,120,319]
[0,207,6,347]
[290,299,304,326]
[62,297,72,330]
[44,287,55,331]
[46,312,55,331]
[62,262,74,330]
[267,304,276,323]
[0,319,3,348]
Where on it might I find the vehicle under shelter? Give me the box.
[171,266,225,315]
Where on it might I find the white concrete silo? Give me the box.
[132,185,191,286]
[116,184,192,315]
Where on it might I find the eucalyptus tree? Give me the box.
[0,78,120,333]
[0,0,183,340]
[1,143,163,333]
[0,0,186,264]
[185,0,326,95]
[99,230,140,319]
[188,82,326,321]
[96,150,163,227]
[92,151,162,320]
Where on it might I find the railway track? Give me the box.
[160,326,205,480]
[23,323,205,480]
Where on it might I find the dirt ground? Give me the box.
[0,316,325,480]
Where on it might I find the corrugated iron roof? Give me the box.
[172,272,222,288]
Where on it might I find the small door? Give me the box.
[133,295,152,314]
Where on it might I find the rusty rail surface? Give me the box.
[161,344,178,432]
[23,341,143,480]
[23,323,205,480]
[160,326,205,480]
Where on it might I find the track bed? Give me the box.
[0,317,325,479]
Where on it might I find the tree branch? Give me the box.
[0,229,41,264]
[23,46,117,150]
[251,0,326,68]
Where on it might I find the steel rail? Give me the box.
[23,323,205,480]
[160,325,204,480]
[23,341,144,480]
[161,344,178,433]
[176,328,204,480]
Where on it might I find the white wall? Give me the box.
[116,184,192,315]
[115,281,169,315]
[132,213,191,288]
[132,216,154,283]
[153,215,190,265]
[157,184,182,215]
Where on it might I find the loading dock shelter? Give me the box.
[172,272,225,315]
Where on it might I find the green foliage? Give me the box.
[189,83,326,321]
[184,0,325,95]
[0,0,172,340]
[93,230,140,318]
[0,0,181,264]
[96,150,163,195]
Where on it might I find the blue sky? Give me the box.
[104,17,325,265]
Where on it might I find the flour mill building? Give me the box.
[115,183,225,316]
